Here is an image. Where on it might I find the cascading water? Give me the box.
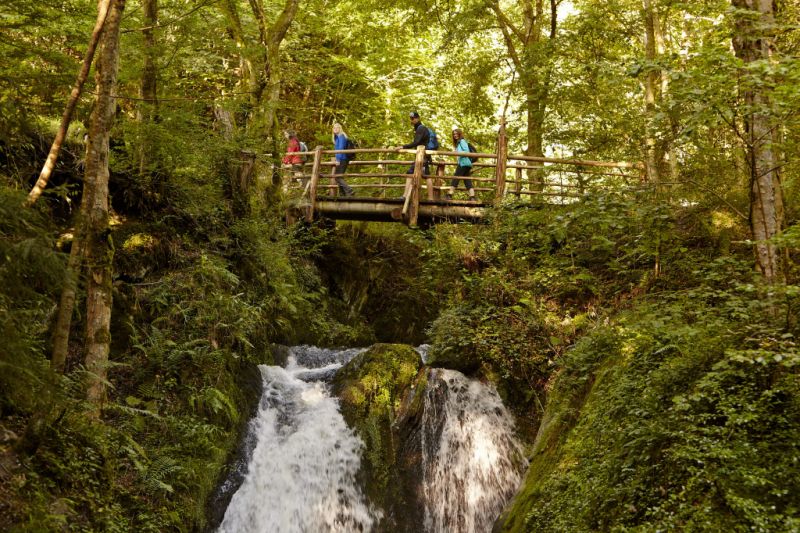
[217,346,527,533]
[218,346,380,533]
[420,368,527,533]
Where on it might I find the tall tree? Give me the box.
[26,0,113,206]
[137,0,158,176]
[490,0,558,190]
[642,0,660,182]
[82,0,125,407]
[248,0,300,149]
[732,0,784,281]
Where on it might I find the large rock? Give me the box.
[332,344,427,531]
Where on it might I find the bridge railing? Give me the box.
[281,134,643,225]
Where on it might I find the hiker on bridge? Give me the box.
[282,130,306,188]
[393,111,432,200]
[332,123,354,197]
[448,128,476,202]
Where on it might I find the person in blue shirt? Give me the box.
[332,122,354,197]
[448,128,476,201]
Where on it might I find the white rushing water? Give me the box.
[218,346,526,533]
[218,346,380,533]
[421,368,527,533]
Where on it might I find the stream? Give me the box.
[217,346,526,533]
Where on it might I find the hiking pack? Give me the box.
[466,141,479,163]
[426,127,440,151]
[298,141,309,163]
[345,138,357,161]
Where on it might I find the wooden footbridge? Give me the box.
[283,127,643,226]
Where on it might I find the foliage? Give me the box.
[425,192,730,417]
[502,258,800,532]
[332,343,423,514]
[1,0,799,529]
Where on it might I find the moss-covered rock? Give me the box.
[332,343,425,530]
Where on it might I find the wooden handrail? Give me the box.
[287,150,640,170]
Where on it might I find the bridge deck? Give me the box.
[312,196,487,223]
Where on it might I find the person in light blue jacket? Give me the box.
[332,123,354,196]
[447,128,476,201]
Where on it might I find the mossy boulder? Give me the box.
[332,343,426,530]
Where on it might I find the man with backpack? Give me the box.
[393,111,436,199]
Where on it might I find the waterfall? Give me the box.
[217,346,526,533]
[421,368,527,533]
[218,346,380,533]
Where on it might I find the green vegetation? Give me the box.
[2,0,800,530]
[501,270,800,531]
[333,344,423,509]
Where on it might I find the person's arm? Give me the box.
[402,125,428,149]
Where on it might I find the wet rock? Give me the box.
[332,343,426,531]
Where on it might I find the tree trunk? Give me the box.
[220,0,257,107]
[492,0,556,195]
[732,0,783,281]
[642,0,660,183]
[231,150,257,216]
[249,0,299,139]
[26,0,113,206]
[654,6,680,183]
[50,234,85,373]
[83,0,125,409]
[137,0,158,176]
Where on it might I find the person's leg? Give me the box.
[447,177,459,200]
[463,168,475,200]
[451,165,470,199]
[334,160,353,196]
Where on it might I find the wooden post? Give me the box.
[515,167,522,198]
[306,145,323,222]
[494,117,508,206]
[426,158,435,200]
[435,163,445,201]
[405,145,426,226]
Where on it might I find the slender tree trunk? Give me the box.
[249,0,299,139]
[654,7,680,183]
[83,0,125,409]
[220,0,257,107]
[492,0,555,194]
[27,0,113,206]
[643,0,661,183]
[732,0,783,281]
[50,235,85,373]
[137,0,158,176]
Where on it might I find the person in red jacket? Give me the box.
[282,130,306,189]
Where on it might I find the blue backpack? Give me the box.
[426,127,439,151]
[298,141,309,163]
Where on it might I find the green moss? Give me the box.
[332,343,423,510]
